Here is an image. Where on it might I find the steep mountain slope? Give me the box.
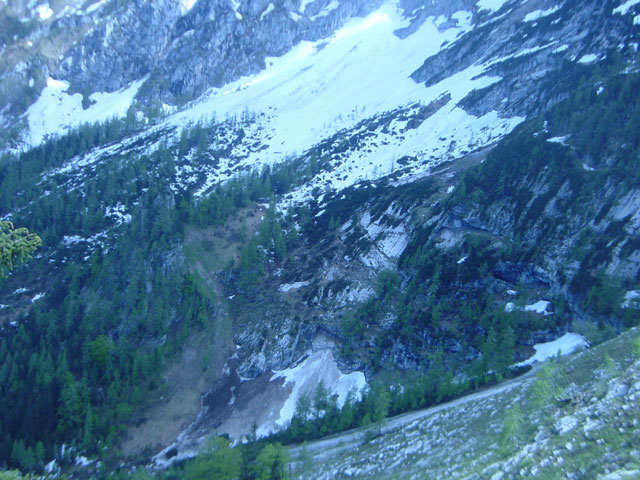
[1,0,640,475]
[290,327,640,480]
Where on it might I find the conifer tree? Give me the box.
[0,221,41,278]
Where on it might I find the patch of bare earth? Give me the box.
[120,206,267,457]
[120,323,233,457]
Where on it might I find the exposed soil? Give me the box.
[119,324,233,457]
[121,206,269,458]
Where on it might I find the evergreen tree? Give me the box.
[0,221,41,277]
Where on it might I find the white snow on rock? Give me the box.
[457,255,468,264]
[74,456,92,467]
[613,0,640,16]
[523,6,560,23]
[578,54,598,64]
[180,0,199,13]
[85,0,111,14]
[299,0,315,13]
[524,300,552,315]
[515,333,589,367]
[547,135,568,145]
[278,281,311,292]
[259,350,367,436]
[634,14,640,24]
[310,0,339,21]
[260,3,275,20]
[24,77,145,145]
[44,459,57,474]
[105,203,132,225]
[30,293,45,303]
[163,1,523,200]
[505,300,552,315]
[476,0,508,13]
[36,4,54,20]
[622,290,640,308]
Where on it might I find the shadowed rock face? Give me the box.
[0,0,386,127]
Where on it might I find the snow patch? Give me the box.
[547,135,568,145]
[452,10,473,29]
[505,300,552,315]
[515,333,588,366]
[24,77,145,146]
[30,293,45,303]
[457,255,468,264]
[622,290,640,308]
[523,6,560,23]
[74,456,92,467]
[35,4,53,20]
[578,54,598,64]
[476,0,508,13]
[310,0,339,21]
[299,0,315,13]
[260,350,367,436]
[230,0,243,19]
[524,300,551,315]
[85,0,110,14]
[105,203,132,225]
[44,459,57,474]
[278,281,310,292]
[260,3,274,20]
[181,0,199,13]
[613,0,640,16]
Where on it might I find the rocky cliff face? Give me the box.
[1,0,387,133]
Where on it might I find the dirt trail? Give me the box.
[290,366,538,463]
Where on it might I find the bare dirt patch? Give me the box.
[120,206,268,457]
[120,322,233,457]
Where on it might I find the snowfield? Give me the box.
[24,77,145,145]
[21,0,525,211]
[515,332,589,367]
[172,1,523,200]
